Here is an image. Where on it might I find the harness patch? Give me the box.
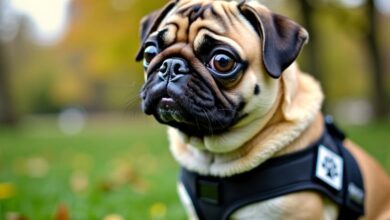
[348,182,364,205]
[315,145,344,191]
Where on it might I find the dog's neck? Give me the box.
[169,64,324,177]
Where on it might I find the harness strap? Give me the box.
[180,116,365,220]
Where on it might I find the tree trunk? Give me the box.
[366,0,389,120]
[0,43,17,125]
[0,2,17,125]
[299,0,323,82]
[298,0,328,111]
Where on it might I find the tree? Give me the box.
[297,0,389,119]
[366,0,389,119]
[298,0,323,83]
[0,2,17,125]
[58,0,167,111]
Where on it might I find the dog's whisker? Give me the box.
[125,95,141,111]
[195,116,201,131]
[205,108,225,128]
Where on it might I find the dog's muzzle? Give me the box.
[158,58,190,82]
[154,57,191,123]
[141,54,238,136]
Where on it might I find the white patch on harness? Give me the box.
[315,145,343,191]
[348,182,364,205]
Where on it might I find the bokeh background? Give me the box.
[0,0,389,219]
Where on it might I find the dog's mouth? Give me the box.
[146,91,229,136]
[156,97,185,123]
[151,94,241,137]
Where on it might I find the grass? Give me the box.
[0,114,389,220]
[0,114,184,220]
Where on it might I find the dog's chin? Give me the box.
[155,97,186,123]
[151,97,236,137]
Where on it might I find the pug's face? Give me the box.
[136,0,308,137]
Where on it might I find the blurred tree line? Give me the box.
[296,0,389,118]
[0,0,389,126]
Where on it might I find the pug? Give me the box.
[136,0,390,219]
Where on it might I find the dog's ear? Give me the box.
[135,0,178,61]
[238,3,308,78]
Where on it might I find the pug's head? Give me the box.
[136,0,308,138]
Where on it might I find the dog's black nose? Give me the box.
[158,58,189,82]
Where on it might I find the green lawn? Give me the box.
[0,115,389,220]
[0,115,184,220]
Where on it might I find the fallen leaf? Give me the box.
[131,178,150,194]
[69,171,89,193]
[26,157,49,178]
[54,203,70,220]
[149,202,167,219]
[98,180,115,192]
[5,212,28,220]
[111,159,134,186]
[0,182,15,200]
[109,159,150,193]
[102,214,124,220]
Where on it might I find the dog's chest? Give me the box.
[178,182,338,220]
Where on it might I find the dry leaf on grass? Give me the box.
[26,157,49,178]
[103,214,124,220]
[69,171,89,193]
[54,203,70,220]
[0,182,15,200]
[5,212,28,220]
[149,202,167,219]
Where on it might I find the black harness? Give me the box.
[180,116,365,220]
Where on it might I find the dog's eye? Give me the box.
[209,54,236,73]
[144,45,158,64]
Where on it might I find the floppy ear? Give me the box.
[135,1,177,61]
[238,3,308,78]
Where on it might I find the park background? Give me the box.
[0,0,389,219]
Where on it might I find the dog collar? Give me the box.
[180,116,365,220]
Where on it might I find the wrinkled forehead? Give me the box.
[147,0,259,57]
